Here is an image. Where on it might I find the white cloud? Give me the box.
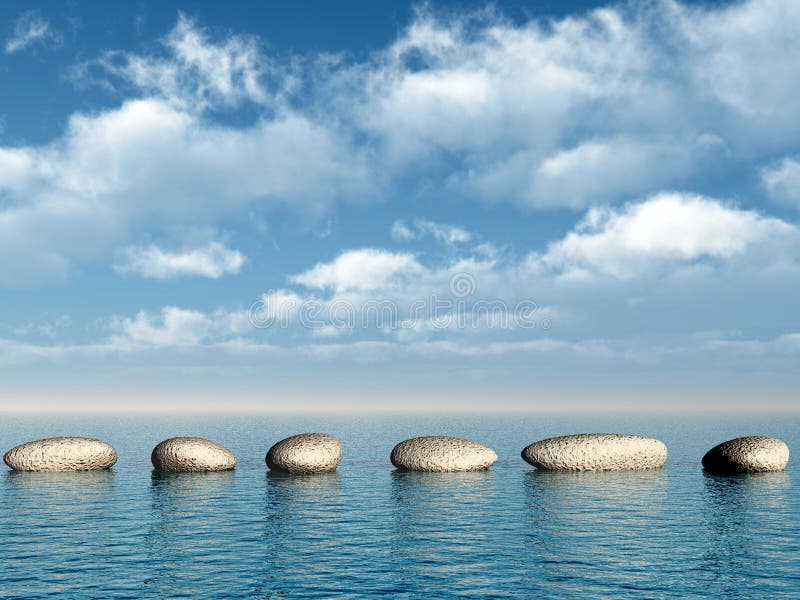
[291,248,423,292]
[531,193,798,280]
[115,242,245,280]
[5,12,58,54]
[342,0,800,207]
[0,98,371,287]
[525,136,722,210]
[391,219,472,244]
[84,13,273,112]
[250,289,304,325]
[3,2,800,288]
[8,309,799,367]
[704,332,800,356]
[391,220,416,240]
[681,0,800,130]
[762,157,800,210]
[111,307,211,347]
[0,314,72,339]
[68,0,800,214]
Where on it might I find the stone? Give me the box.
[391,436,498,472]
[702,436,789,474]
[151,437,236,472]
[4,437,117,471]
[521,433,667,471]
[266,433,343,474]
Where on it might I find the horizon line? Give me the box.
[1,405,798,415]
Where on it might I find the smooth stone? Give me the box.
[151,437,236,472]
[4,437,117,472]
[702,436,789,474]
[522,433,667,471]
[266,433,343,474]
[391,436,498,472]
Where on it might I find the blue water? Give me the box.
[0,414,798,599]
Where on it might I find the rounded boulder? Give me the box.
[266,433,343,474]
[391,436,498,472]
[4,437,117,472]
[151,437,236,472]
[522,433,667,471]
[702,436,789,474]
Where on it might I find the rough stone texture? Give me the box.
[391,436,498,472]
[266,433,343,474]
[151,437,236,472]
[521,433,667,471]
[4,437,117,471]
[702,436,789,474]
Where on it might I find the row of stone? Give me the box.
[3,433,789,475]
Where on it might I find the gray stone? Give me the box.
[702,436,789,474]
[4,437,117,471]
[391,436,498,472]
[522,433,667,471]
[266,433,343,474]
[151,437,236,472]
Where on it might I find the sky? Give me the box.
[0,0,799,412]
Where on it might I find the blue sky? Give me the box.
[1,0,799,412]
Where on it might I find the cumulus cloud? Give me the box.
[340,0,800,207]
[531,193,798,279]
[268,192,800,344]
[115,242,245,280]
[525,136,722,210]
[112,307,212,347]
[108,305,253,348]
[291,248,423,292]
[5,12,59,54]
[2,183,799,380]
[0,98,371,287]
[762,157,800,210]
[3,2,800,287]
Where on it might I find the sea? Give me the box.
[0,413,797,599]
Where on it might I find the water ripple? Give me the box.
[0,414,796,598]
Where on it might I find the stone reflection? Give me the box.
[523,469,669,596]
[3,469,117,528]
[389,470,499,596]
[4,468,116,496]
[146,470,236,595]
[263,471,344,548]
[701,471,793,597]
[2,470,117,595]
[261,472,345,596]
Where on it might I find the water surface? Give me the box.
[0,414,797,598]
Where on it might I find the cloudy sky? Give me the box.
[1,0,799,412]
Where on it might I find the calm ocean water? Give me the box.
[0,413,797,599]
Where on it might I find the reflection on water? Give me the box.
[703,470,791,517]
[390,470,507,597]
[150,469,235,504]
[701,471,796,597]
[1,470,119,597]
[263,471,343,555]
[0,415,797,598]
[262,471,348,597]
[146,469,267,597]
[266,470,341,501]
[4,468,116,496]
[523,469,671,597]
